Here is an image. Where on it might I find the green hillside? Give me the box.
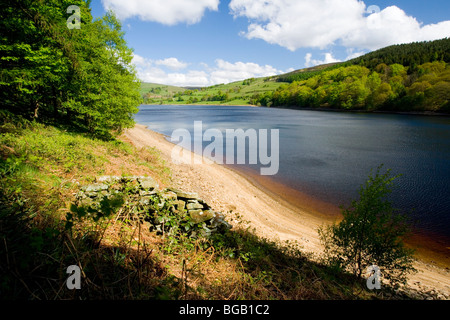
[349,38,450,70]
[140,83,186,100]
[142,76,284,106]
[275,62,341,83]
[142,38,450,113]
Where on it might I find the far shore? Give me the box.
[123,123,450,296]
[143,103,450,117]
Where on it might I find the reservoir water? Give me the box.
[135,105,450,244]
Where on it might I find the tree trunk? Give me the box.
[33,101,39,119]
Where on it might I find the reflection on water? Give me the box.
[135,105,450,241]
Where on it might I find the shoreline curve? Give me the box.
[122,123,450,297]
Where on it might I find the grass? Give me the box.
[141,83,187,103]
[0,113,424,300]
[142,77,287,106]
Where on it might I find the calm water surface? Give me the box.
[135,105,450,241]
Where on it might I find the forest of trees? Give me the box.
[349,38,450,70]
[0,0,142,135]
[252,39,450,112]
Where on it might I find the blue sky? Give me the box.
[90,0,450,87]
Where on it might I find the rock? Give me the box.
[197,199,211,209]
[186,201,204,210]
[139,189,157,196]
[75,176,231,238]
[189,210,215,224]
[157,200,166,210]
[96,176,121,183]
[167,188,199,200]
[75,191,86,199]
[138,177,159,191]
[139,196,153,206]
[161,191,177,201]
[82,184,108,192]
[209,212,233,231]
[173,200,186,211]
[79,197,94,207]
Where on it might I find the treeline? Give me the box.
[251,61,450,112]
[350,38,450,70]
[278,38,450,85]
[276,63,342,83]
[0,0,142,135]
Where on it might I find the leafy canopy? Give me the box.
[0,0,142,135]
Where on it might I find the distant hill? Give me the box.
[348,38,450,70]
[275,38,450,83]
[275,63,341,83]
[140,83,185,96]
[140,38,449,112]
[251,38,450,112]
[141,77,283,106]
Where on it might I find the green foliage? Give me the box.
[350,38,450,69]
[276,63,347,83]
[0,0,141,135]
[318,166,416,288]
[66,194,125,230]
[254,61,450,112]
[242,78,256,85]
[0,157,64,298]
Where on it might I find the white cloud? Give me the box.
[305,53,341,68]
[132,54,284,87]
[229,0,450,51]
[230,0,366,50]
[342,6,450,50]
[345,49,366,61]
[210,59,281,84]
[155,58,188,70]
[101,0,219,25]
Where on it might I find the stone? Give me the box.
[167,188,199,200]
[138,177,159,191]
[197,199,211,209]
[186,201,204,210]
[161,191,177,201]
[82,184,108,192]
[75,177,232,238]
[174,200,186,211]
[178,192,199,200]
[209,212,233,231]
[96,176,121,183]
[157,200,166,210]
[139,197,152,206]
[79,197,94,207]
[75,191,87,199]
[189,210,215,224]
[139,189,157,196]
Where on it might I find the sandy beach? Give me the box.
[123,124,450,298]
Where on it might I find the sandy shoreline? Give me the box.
[123,124,450,298]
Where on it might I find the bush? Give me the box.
[318,165,416,288]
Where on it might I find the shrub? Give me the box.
[318,165,417,288]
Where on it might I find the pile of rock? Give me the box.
[74,176,232,237]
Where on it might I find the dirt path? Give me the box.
[123,124,450,299]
